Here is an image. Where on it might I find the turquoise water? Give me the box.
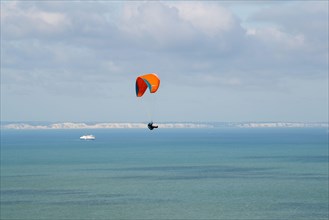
[1,128,328,220]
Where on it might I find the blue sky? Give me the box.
[1,1,328,122]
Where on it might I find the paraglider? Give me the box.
[135,73,160,97]
[136,73,160,130]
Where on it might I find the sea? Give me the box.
[1,128,328,220]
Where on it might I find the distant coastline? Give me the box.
[1,122,328,130]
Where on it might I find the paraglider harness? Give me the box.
[148,122,158,130]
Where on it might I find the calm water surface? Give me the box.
[1,128,328,219]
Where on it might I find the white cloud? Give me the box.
[246,27,305,49]
[2,2,71,38]
[120,2,197,49]
[248,1,328,51]
[242,1,328,80]
[171,2,237,37]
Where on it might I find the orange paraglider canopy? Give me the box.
[135,73,160,97]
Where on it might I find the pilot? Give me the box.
[147,122,158,130]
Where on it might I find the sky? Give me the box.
[1,1,328,123]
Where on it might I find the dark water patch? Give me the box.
[77,165,280,181]
[1,198,122,206]
[47,197,177,206]
[245,155,328,163]
[1,190,132,206]
[0,189,86,196]
[111,173,327,181]
[1,189,127,200]
[105,166,276,181]
[83,165,276,173]
[274,202,329,219]
[48,199,124,206]
[0,174,47,178]
[293,155,329,163]
[0,200,34,205]
[101,165,328,181]
[281,173,328,181]
[92,193,125,198]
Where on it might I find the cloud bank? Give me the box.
[1,1,328,122]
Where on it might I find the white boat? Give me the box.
[80,135,95,140]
